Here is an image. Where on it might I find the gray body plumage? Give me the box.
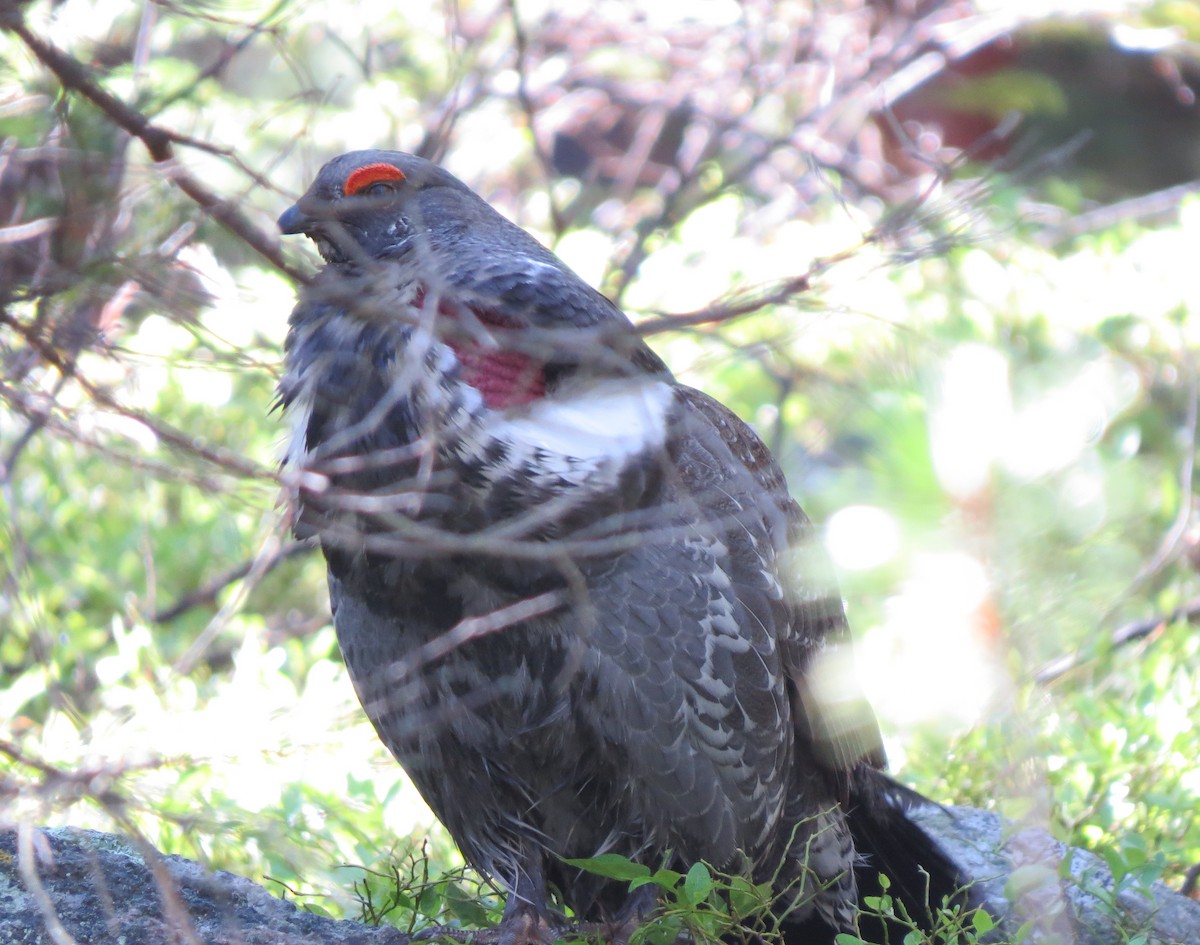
[277,151,938,940]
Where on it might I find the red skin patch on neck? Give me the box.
[452,345,546,408]
[411,288,546,408]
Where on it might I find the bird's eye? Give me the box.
[344,162,407,197]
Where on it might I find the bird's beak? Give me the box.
[278,203,311,235]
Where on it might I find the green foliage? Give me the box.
[3,0,1200,940]
[349,844,502,932]
[563,851,1001,945]
[836,871,1004,945]
[565,852,778,945]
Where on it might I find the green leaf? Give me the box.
[641,914,683,945]
[681,862,712,906]
[973,909,996,934]
[727,876,763,918]
[561,854,652,882]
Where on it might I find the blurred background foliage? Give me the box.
[1,0,1198,924]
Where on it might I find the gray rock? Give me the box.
[910,805,1200,945]
[0,826,409,945]
[3,815,1198,944]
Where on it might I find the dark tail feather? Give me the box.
[775,770,968,945]
[845,768,968,942]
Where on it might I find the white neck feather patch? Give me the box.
[458,378,676,489]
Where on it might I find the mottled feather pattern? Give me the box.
[285,288,858,919]
[278,151,962,942]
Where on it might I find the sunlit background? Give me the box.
[3,0,1199,921]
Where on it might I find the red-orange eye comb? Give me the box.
[344,162,406,195]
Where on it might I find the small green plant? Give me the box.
[563,852,779,945]
[566,852,1003,945]
[838,872,1002,945]
[348,842,504,933]
[1069,834,1169,945]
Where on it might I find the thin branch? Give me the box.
[505,0,565,237]
[1037,179,1200,247]
[390,588,568,680]
[154,540,313,624]
[17,823,79,945]
[635,274,814,338]
[1034,597,1200,684]
[173,522,293,675]
[0,311,279,483]
[1,12,306,283]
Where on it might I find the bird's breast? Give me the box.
[451,377,678,496]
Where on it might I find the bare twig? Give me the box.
[1038,179,1200,247]
[1034,597,1200,684]
[506,0,565,237]
[16,823,79,945]
[0,312,279,483]
[1,13,306,283]
[173,522,294,675]
[635,274,813,337]
[154,540,313,624]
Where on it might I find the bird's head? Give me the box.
[279,150,671,404]
[278,150,477,265]
[280,150,555,407]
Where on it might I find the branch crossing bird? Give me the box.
[277,150,964,945]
